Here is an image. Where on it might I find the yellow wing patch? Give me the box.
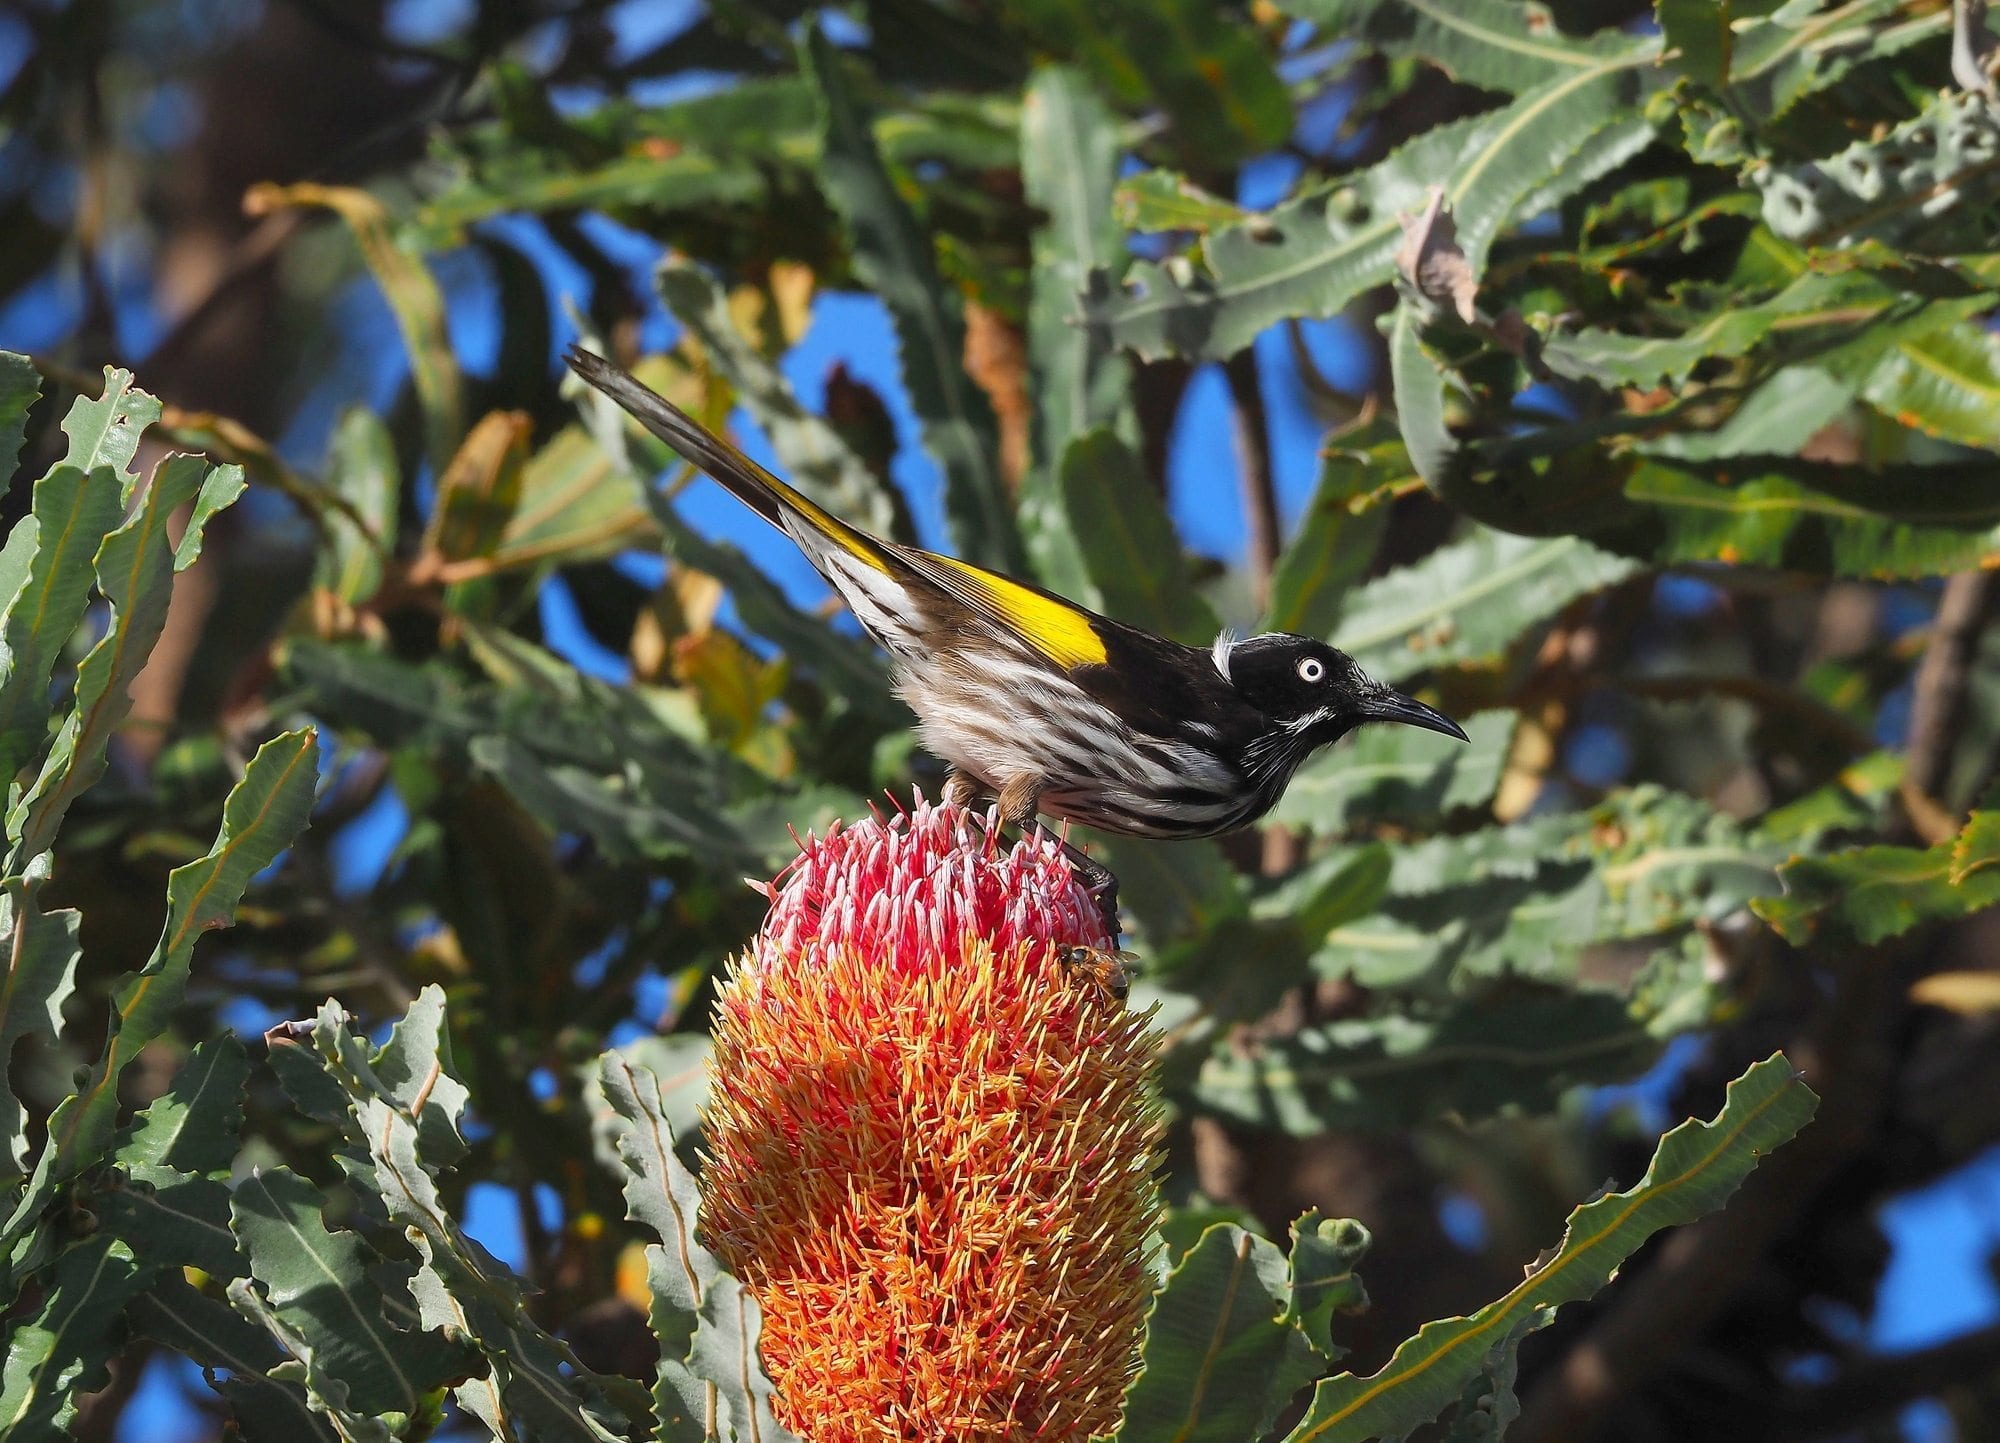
[924,554,1109,669]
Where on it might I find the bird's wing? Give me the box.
[890,547,1111,671]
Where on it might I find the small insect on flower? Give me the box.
[1059,943,1141,1003]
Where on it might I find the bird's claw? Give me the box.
[1061,841,1123,946]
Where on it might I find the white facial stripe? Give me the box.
[1284,705,1337,734]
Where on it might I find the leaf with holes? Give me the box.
[1332,528,1637,686]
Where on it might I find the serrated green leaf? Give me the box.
[9,729,318,1242]
[1752,813,2000,946]
[1623,456,2000,579]
[0,463,124,783]
[425,149,772,248]
[1757,88,2000,249]
[1314,788,1780,990]
[599,1053,714,1357]
[129,1273,339,1443]
[98,1037,249,1278]
[1388,302,1456,492]
[58,367,161,489]
[225,1275,399,1443]
[1020,66,1134,598]
[415,73,814,244]
[179,463,247,571]
[655,263,908,546]
[667,1274,797,1443]
[1283,1054,1815,1441]
[1860,320,2000,448]
[1285,1212,1371,1359]
[0,352,38,487]
[1100,58,1652,360]
[1437,1308,1551,1442]
[1541,270,1870,388]
[588,1035,712,1155]
[0,897,80,1177]
[1332,529,1637,685]
[805,26,1021,571]
[1118,1224,1328,1443]
[1194,985,1657,1133]
[0,1235,147,1439]
[231,1166,478,1420]
[302,991,637,1442]
[1756,750,1903,844]
[1057,430,1218,644]
[1655,0,1787,90]
[1642,367,1858,463]
[1285,0,1653,94]
[315,409,398,604]
[599,1053,799,1443]
[1274,709,1513,835]
[8,456,248,868]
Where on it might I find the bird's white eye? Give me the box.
[1296,657,1325,683]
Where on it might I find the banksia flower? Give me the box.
[702,798,1163,1442]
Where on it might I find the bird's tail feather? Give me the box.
[565,346,872,563]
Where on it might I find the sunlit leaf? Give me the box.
[1020,66,1135,598]
[10,729,318,1228]
[316,408,399,604]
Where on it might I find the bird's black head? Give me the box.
[1216,633,1467,749]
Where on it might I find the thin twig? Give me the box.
[1222,348,1281,617]
[1900,571,1992,841]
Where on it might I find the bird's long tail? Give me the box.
[566,345,874,560]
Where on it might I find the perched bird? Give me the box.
[567,346,1466,928]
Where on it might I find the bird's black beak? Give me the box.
[1363,688,1468,742]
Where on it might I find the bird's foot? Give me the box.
[1050,832,1122,945]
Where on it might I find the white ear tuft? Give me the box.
[1211,630,1239,682]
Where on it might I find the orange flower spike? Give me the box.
[702,799,1164,1442]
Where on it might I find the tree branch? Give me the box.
[1222,347,1281,618]
[1900,571,1992,841]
